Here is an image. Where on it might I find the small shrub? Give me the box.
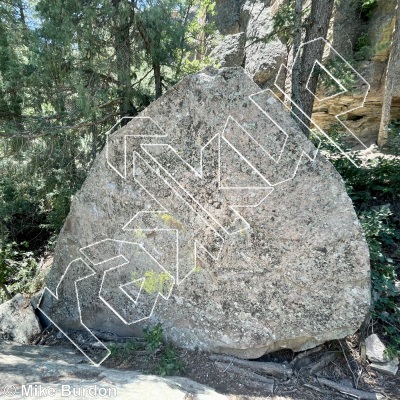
[387,119,400,155]
[144,323,164,351]
[354,32,372,61]
[154,344,185,376]
[329,149,400,356]
[144,323,185,376]
[357,0,378,20]
[0,240,41,301]
[359,206,400,357]
[108,341,140,359]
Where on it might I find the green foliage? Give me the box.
[354,32,372,61]
[333,156,400,207]
[269,3,296,44]
[0,240,42,301]
[357,0,378,20]
[386,119,400,155]
[328,143,400,356]
[0,0,216,297]
[251,1,310,46]
[108,341,140,358]
[144,324,185,376]
[310,123,351,154]
[359,205,400,357]
[108,323,185,376]
[154,344,185,376]
[144,322,164,351]
[316,54,357,95]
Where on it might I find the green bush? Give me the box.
[0,240,42,301]
[387,119,400,155]
[357,0,378,20]
[354,33,372,61]
[154,344,185,376]
[144,323,185,376]
[144,323,164,351]
[330,152,400,356]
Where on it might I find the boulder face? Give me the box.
[41,67,370,359]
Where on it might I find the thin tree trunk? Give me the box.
[378,2,400,148]
[153,61,162,100]
[112,0,136,125]
[91,123,97,162]
[18,0,26,27]
[134,9,163,100]
[291,0,303,118]
[175,2,193,80]
[298,0,335,136]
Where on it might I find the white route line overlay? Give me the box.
[37,259,111,367]
[40,40,371,366]
[80,240,175,325]
[121,154,224,285]
[274,37,371,166]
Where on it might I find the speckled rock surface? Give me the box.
[40,67,370,360]
[241,0,287,88]
[0,341,228,400]
[210,0,287,88]
[210,33,246,68]
[0,294,41,344]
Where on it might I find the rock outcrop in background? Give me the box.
[210,0,400,146]
[210,0,287,89]
[40,68,370,360]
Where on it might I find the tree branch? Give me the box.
[0,112,120,139]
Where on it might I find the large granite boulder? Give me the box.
[40,67,370,362]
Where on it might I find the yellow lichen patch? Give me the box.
[132,270,173,295]
[160,213,184,230]
[239,228,247,237]
[136,228,146,238]
[194,265,202,273]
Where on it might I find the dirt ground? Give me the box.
[36,328,400,400]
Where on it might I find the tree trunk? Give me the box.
[18,0,26,27]
[153,61,162,100]
[291,0,304,117]
[112,0,136,125]
[297,0,335,136]
[378,2,400,148]
[134,9,163,100]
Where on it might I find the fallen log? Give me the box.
[215,362,275,393]
[209,354,292,379]
[318,377,385,400]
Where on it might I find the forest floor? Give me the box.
[34,327,400,400]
